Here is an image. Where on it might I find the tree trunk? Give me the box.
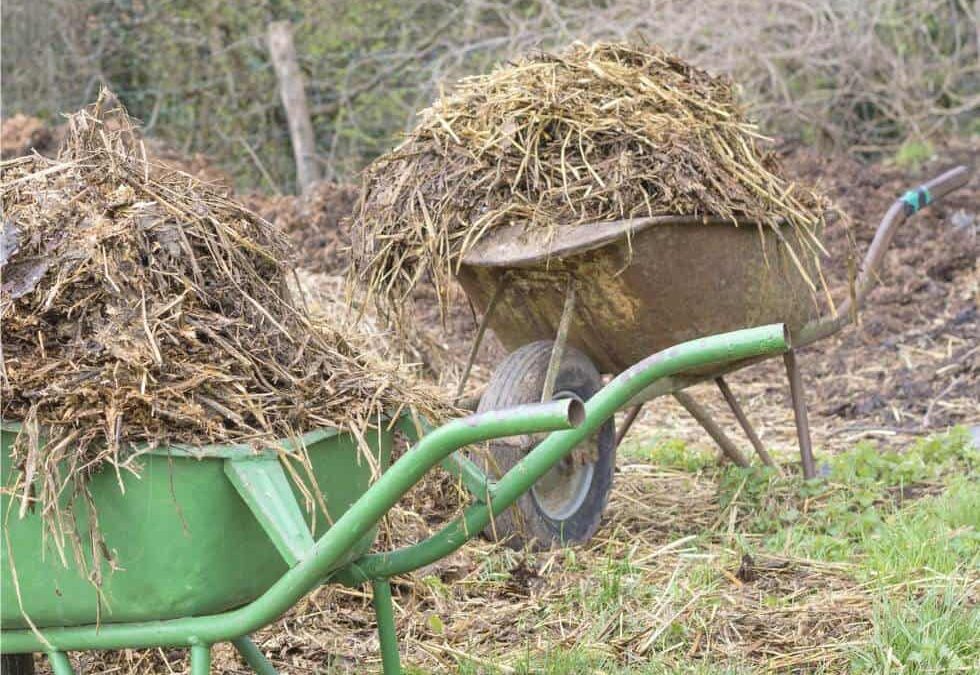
[267,20,320,194]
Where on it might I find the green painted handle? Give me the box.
[341,322,788,582]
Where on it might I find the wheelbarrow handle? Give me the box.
[919,164,972,202]
[853,165,970,305]
[338,322,789,584]
[795,164,971,346]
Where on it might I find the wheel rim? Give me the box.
[530,390,595,522]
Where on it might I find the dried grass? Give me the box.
[350,41,832,316]
[0,91,440,577]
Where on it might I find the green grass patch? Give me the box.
[850,587,980,673]
[894,139,935,169]
[713,428,977,562]
[622,437,716,472]
[440,429,977,674]
[859,477,979,582]
[508,646,754,674]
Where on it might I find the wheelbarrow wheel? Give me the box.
[471,340,615,550]
[1,654,35,675]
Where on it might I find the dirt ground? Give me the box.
[19,135,978,673]
[789,139,977,436]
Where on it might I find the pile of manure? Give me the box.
[350,42,832,317]
[0,92,436,574]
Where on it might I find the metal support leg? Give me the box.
[47,652,74,675]
[541,281,575,403]
[783,350,816,479]
[232,636,279,675]
[615,404,643,447]
[714,377,778,470]
[541,283,577,402]
[673,391,750,468]
[191,644,212,675]
[455,275,509,403]
[373,579,401,675]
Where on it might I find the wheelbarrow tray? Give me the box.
[0,422,393,630]
[457,215,821,373]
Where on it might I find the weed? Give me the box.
[625,437,716,473]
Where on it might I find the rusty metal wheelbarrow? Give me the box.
[452,165,970,549]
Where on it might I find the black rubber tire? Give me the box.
[1,654,36,675]
[470,341,615,550]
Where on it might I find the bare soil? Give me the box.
[780,139,977,434]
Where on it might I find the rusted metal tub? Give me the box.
[457,215,820,373]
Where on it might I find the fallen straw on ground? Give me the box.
[0,91,439,579]
[350,41,833,319]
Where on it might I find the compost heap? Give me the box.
[0,94,434,575]
[351,42,832,317]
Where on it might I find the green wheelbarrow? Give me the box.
[1,324,789,674]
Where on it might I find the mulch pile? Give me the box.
[0,93,436,575]
[351,41,832,315]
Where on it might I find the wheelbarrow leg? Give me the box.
[45,652,74,675]
[190,644,212,675]
[455,274,510,404]
[541,283,577,402]
[232,636,279,675]
[373,579,402,675]
[673,391,749,468]
[615,403,644,447]
[783,349,816,479]
[714,377,779,471]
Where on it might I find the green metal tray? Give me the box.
[0,423,393,630]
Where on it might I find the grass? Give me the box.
[854,587,979,674]
[893,139,935,170]
[621,436,718,474]
[432,427,978,674]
